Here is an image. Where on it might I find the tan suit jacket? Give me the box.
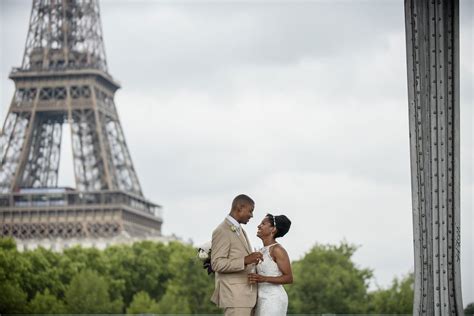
[210,219,257,308]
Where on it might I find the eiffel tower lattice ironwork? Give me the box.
[0,0,162,241]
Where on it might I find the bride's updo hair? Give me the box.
[266,213,291,238]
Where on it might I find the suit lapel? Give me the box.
[224,218,251,254]
[240,228,252,254]
[237,232,250,254]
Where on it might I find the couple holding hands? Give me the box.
[210,194,292,316]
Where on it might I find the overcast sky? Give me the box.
[1,0,472,304]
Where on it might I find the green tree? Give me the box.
[287,241,372,314]
[465,302,474,315]
[104,241,171,307]
[0,282,28,313]
[0,237,17,251]
[367,273,414,314]
[61,245,124,302]
[156,283,192,314]
[27,288,67,313]
[22,247,64,299]
[155,242,219,314]
[65,269,123,313]
[0,238,28,313]
[62,246,109,277]
[126,291,160,314]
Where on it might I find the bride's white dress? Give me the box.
[255,243,288,316]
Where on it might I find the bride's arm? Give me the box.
[248,245,293,285]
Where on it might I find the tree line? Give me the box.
[0,237,426,314]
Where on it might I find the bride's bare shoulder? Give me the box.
[271,244,289,259]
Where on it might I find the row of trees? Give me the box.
[1,237,419,314]
[0,238,218,314]
[287,242,413,314]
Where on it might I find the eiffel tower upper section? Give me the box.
[0,0,162,241]
[21,0,108,73]
[2,0,141,194]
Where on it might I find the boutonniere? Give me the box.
[230,225,237,233]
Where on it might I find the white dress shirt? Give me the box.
[226,214,241,236]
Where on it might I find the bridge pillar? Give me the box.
[404,0,463,314]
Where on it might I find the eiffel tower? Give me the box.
[0,0,162,247]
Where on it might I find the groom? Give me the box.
[211,194,263,316]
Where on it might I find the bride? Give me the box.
[248,213,293,316]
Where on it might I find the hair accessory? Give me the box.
[273,215,276,227]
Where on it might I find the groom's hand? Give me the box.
[244,252,263,265]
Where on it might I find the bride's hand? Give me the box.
[247,273,266,283]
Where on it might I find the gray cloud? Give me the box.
[101,1,404,92]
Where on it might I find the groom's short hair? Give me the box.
[231,194,254,210]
